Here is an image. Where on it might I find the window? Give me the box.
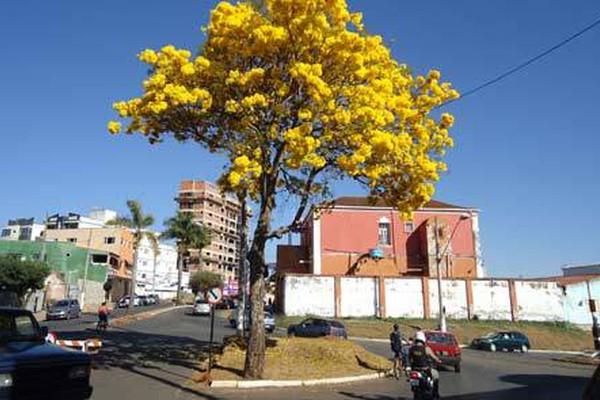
[92,254,108,264]
[15,315,36,337]
[67,237,77,243]
[104,237,116,244]
[378,219,391,246]
[404,221,415,233]
[1,229,11,237]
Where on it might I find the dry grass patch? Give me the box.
[276,316,593,352]
[202,336,392,381]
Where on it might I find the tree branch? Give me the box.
[266,163,328,239]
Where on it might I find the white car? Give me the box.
[193,298,211,315]
[118,295,140,308]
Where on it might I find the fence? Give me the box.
[279,274,565,322]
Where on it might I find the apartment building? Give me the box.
[176,180,242,281]
[1,218,45,241]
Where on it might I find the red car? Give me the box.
[424,330,462,373]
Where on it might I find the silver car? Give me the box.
[46,299,81,320]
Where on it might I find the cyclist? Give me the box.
[97,302,110,331]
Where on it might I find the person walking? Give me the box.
[389,323,403,379]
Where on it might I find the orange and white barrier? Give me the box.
[46,333,102,354]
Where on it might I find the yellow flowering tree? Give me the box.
[109,0,459,378]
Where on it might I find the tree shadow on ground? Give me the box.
[57,327,222,400]
[339,373,591,400]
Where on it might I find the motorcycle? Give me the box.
[407,367,439,400]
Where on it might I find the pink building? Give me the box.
[277,196,483,278]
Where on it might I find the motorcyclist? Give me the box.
[408,331,442,397]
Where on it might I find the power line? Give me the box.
[451,13,600,103]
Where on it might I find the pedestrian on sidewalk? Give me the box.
[389,323,403,379]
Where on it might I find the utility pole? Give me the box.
[434,217,446,332]
[237,195,248,336]
[435,214,470,332]
[81,228,93,310]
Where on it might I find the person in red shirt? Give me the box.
[97,302,110,327]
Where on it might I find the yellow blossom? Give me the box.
[107,121,121,134]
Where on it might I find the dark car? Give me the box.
[471,331,531,353]
[0,308,93,399]
[287,318,347,339]
[46,299,81,321]
[424,330,462,372]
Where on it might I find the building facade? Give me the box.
[176,180,242,282]
[0,240,128,311]
[277,196,483,279]
[135,235,183,293]
[1,218,45,241]
[44,226,134,281]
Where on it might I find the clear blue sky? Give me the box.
[1,1,599,277]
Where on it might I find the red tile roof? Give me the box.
[331,196,470,210]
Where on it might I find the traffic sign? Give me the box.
[207,287,223,305]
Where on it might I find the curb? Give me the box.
[349,337,388,343]
[83,305,191,330]
[530,349,588,356]
[111,305,190,324]
[211,371,387,388]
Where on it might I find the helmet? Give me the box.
[415,331,426,344]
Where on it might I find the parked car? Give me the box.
[264,312,275,333]
[117,295,140,308]
[148,294,160,305]
[471,331,531,353]
[287,318,347,339]
[424,330,462,372]
[228,310,276,333]
[193,298,211,316]
[138,295,150,306]
[46,299,81,320]
[0,307,93,398]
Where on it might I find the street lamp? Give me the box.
[435,213,470,332]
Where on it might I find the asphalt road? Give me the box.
[50,308,596,400]
[39,302,171,333]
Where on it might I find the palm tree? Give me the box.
[162,212,212,305]
[107,200,156,312]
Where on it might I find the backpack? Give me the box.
[408,344,430,369]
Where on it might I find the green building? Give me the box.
[0,240,117,311]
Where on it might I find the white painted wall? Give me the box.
[515,281,564,321]
[284,275,335,316]
[471,280,512,320]
[340,277,377,317]
[429,279,468,319]
[136,236,181,291]
[385,278,424,318]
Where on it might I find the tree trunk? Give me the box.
[128,244,139,314]
[243,206,270,379]
[237,197,248,337]
[176,252,183,305]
